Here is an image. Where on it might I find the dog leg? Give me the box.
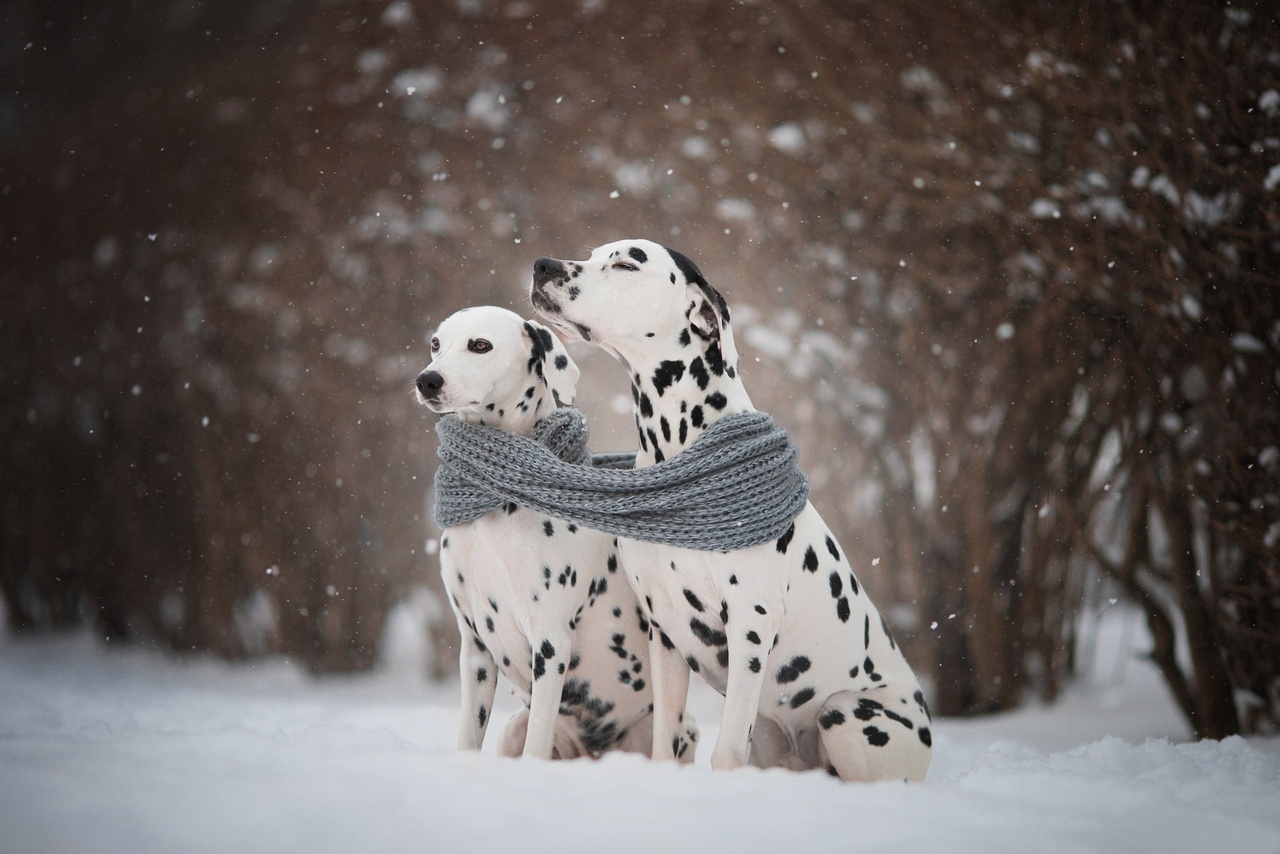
[521,631,572,759]
[456,626,499,752]
[647,627,692,761]
[712,606,784,770]
[815,686,933,782]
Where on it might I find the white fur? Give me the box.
[530,242,932,781]
[417,306,697,761]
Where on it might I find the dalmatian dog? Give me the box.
[530,241,932,782]
[415,305,697,762]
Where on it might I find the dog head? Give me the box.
[415,306,579,425]
[529,239,732,363]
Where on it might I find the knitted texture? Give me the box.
[433,408,810,552]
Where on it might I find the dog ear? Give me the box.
[667,246,729,342]
[523,319,580,406]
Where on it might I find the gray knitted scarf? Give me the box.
[433,408,810,552]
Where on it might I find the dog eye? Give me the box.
[468,339,493,354]
[612,262,639,272]
[430,337,440,352]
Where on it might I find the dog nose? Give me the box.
[532,256,567,288]
[416,370,444,399]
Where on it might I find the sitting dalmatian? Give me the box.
[530,241,933,782]
[415,305,697,762]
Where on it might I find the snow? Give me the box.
[2,608,1278,854]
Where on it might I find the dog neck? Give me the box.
[454,386,556,438]
[620,322,755,467]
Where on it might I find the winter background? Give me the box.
[3,605,1280,853]
[2,1,1279,851]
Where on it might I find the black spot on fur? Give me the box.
[555,354,569,370]
[754,604,767,615]
[836,597,851,622]
[478,706,488,727]
[705,341,725,376]
[914,690,932,719]
[639,391,653,419]
[829,571,843,598]
[749,656,761,673]
[918,727,933,747]
[819,709,846,730]
[543,520,555,537]
[825,535,840,561]
[690,405,704,428]
[628,246,648,264]
[803,546,819,572]
[689,617,727,647]
[659,631,676,651]
[683,589,705,612]
[533,654,546,680]
[678,418,688,444]
[745,630,761,645]
[704,391,727,410]
[686,656,701,673]
[716,648,729,668]
[883,709,915,730]
[776,655,811,684]
[678,328,691,347]
[652,360,686,396]
[776,523,795,554]
[882,616,898,650]
[476,667,488,684]
[789,688,816,709]
[541,639,556,659]
[729,574,738,585]
[688,357,710,390]
[485,616,495,633]
[660,416,671,442]
[863,726,890,747]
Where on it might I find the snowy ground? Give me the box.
[2,606,1278,854]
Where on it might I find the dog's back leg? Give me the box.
[815,686,933,782]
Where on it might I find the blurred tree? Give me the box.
[0,0,1274,738]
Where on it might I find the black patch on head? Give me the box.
[652,360,686,397]
[776,522,795,554]
[683,588,705,612]
[863,725,890,747]
[689,617,727,647]
[704,391,727,411]
[803,546,819,572]
[628,246,648,264]
[665,245,730,325]
[819,709,846,730]
[776,655,811,684]
[789,687,816,709]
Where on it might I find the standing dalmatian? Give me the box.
[416,306,696,762]
[530,241,932,782]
